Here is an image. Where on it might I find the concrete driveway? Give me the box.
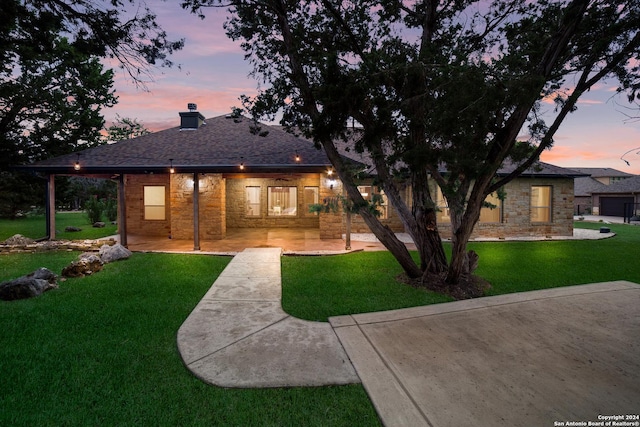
[330,281,640,427]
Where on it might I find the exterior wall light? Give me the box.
[295,152,301,162]
[73,153,81,171]
[169,158,175,174]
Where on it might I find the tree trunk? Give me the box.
[409,169,447,274]
[446,193,482,285]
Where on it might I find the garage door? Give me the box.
[600,197,634,217]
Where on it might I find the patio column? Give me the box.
[118,174,127,247]
[46,174,56,240]
[193,172,200,251]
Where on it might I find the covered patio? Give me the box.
[124,228,413,254]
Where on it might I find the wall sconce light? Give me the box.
[239,156,245,170]
[73,153,81,171]
[169,158,175,174]
[295,152,301,162]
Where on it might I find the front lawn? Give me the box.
[0,211,117,241]
[0,253,379,426]
[282,222,640,320]
[2,221,637,425]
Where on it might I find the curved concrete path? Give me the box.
[177,248,359,388]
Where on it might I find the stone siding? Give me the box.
[436,177,575,239]
[170,173,226,240]
[225,174,322,229]
[124,173,574,241]
[124,174,171,237]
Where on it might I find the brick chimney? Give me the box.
[179,103,205,130]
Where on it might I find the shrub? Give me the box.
[84,197,104,224]
[104,198,117,222]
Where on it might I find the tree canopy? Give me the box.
[105,115,152,143]
[194,0,640,296]
[0,0,182,217]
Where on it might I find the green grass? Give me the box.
[3,221,638,425]
[0,211,117,241]
[282,251,453,321]
[0,253,379,426]
[282,222,640,320]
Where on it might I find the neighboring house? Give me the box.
[589,175,640,218]
[20,108,584,248]
[571,167,634,185]
[574,176,609,215]
[571,167,636,216]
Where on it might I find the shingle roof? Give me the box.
[19,115,585,179]
[326,129,584,178]
[21,115,333,174]
[571,167,634,178]
[574,176,609,196]
[591,175,640,194]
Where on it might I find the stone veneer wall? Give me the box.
[125,174,171,237]
[170,173,226,240]
[225,174,322,229]
[436,177,575,239]
[326,177,574,239]
[346,181,408,235]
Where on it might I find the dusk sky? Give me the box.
[103,2,640,174]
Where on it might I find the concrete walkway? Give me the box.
[177,249,640,426]
[177,248,358,388]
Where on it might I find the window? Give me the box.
[268,186,297,216]
[479,192,502,223]
[436,187,502,223]
[245,186,261,217]
[358,185,388,219]
[144,186,165,220]
[531,185,552,222]
[304,186,319,216]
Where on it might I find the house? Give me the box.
[588,175,640,218]
[20,107,584,249]
[571,167,636,216]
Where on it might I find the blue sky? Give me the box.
[103,2,640,174]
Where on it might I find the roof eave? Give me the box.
[13,164,333,175]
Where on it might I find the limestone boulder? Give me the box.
[62,253,103,278]
[3,234,35,245]
[92,222,106,228]
[0,268,58,301]
[65,226,82,232]
[99,243,132,263]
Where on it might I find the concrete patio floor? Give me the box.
[126,227,409,254]
[124,226,613,255]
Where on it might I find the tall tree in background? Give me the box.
[0,0,183,217]
[105,115,152,143]
[185,0,640,296]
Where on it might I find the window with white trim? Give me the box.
[143,186,165,220]
[245,186,261,217]
[531,185,552,223]
[304,186,319,216]
[268,186,297,216]
[358,185,388,219]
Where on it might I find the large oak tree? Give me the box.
[186,0,639,296]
